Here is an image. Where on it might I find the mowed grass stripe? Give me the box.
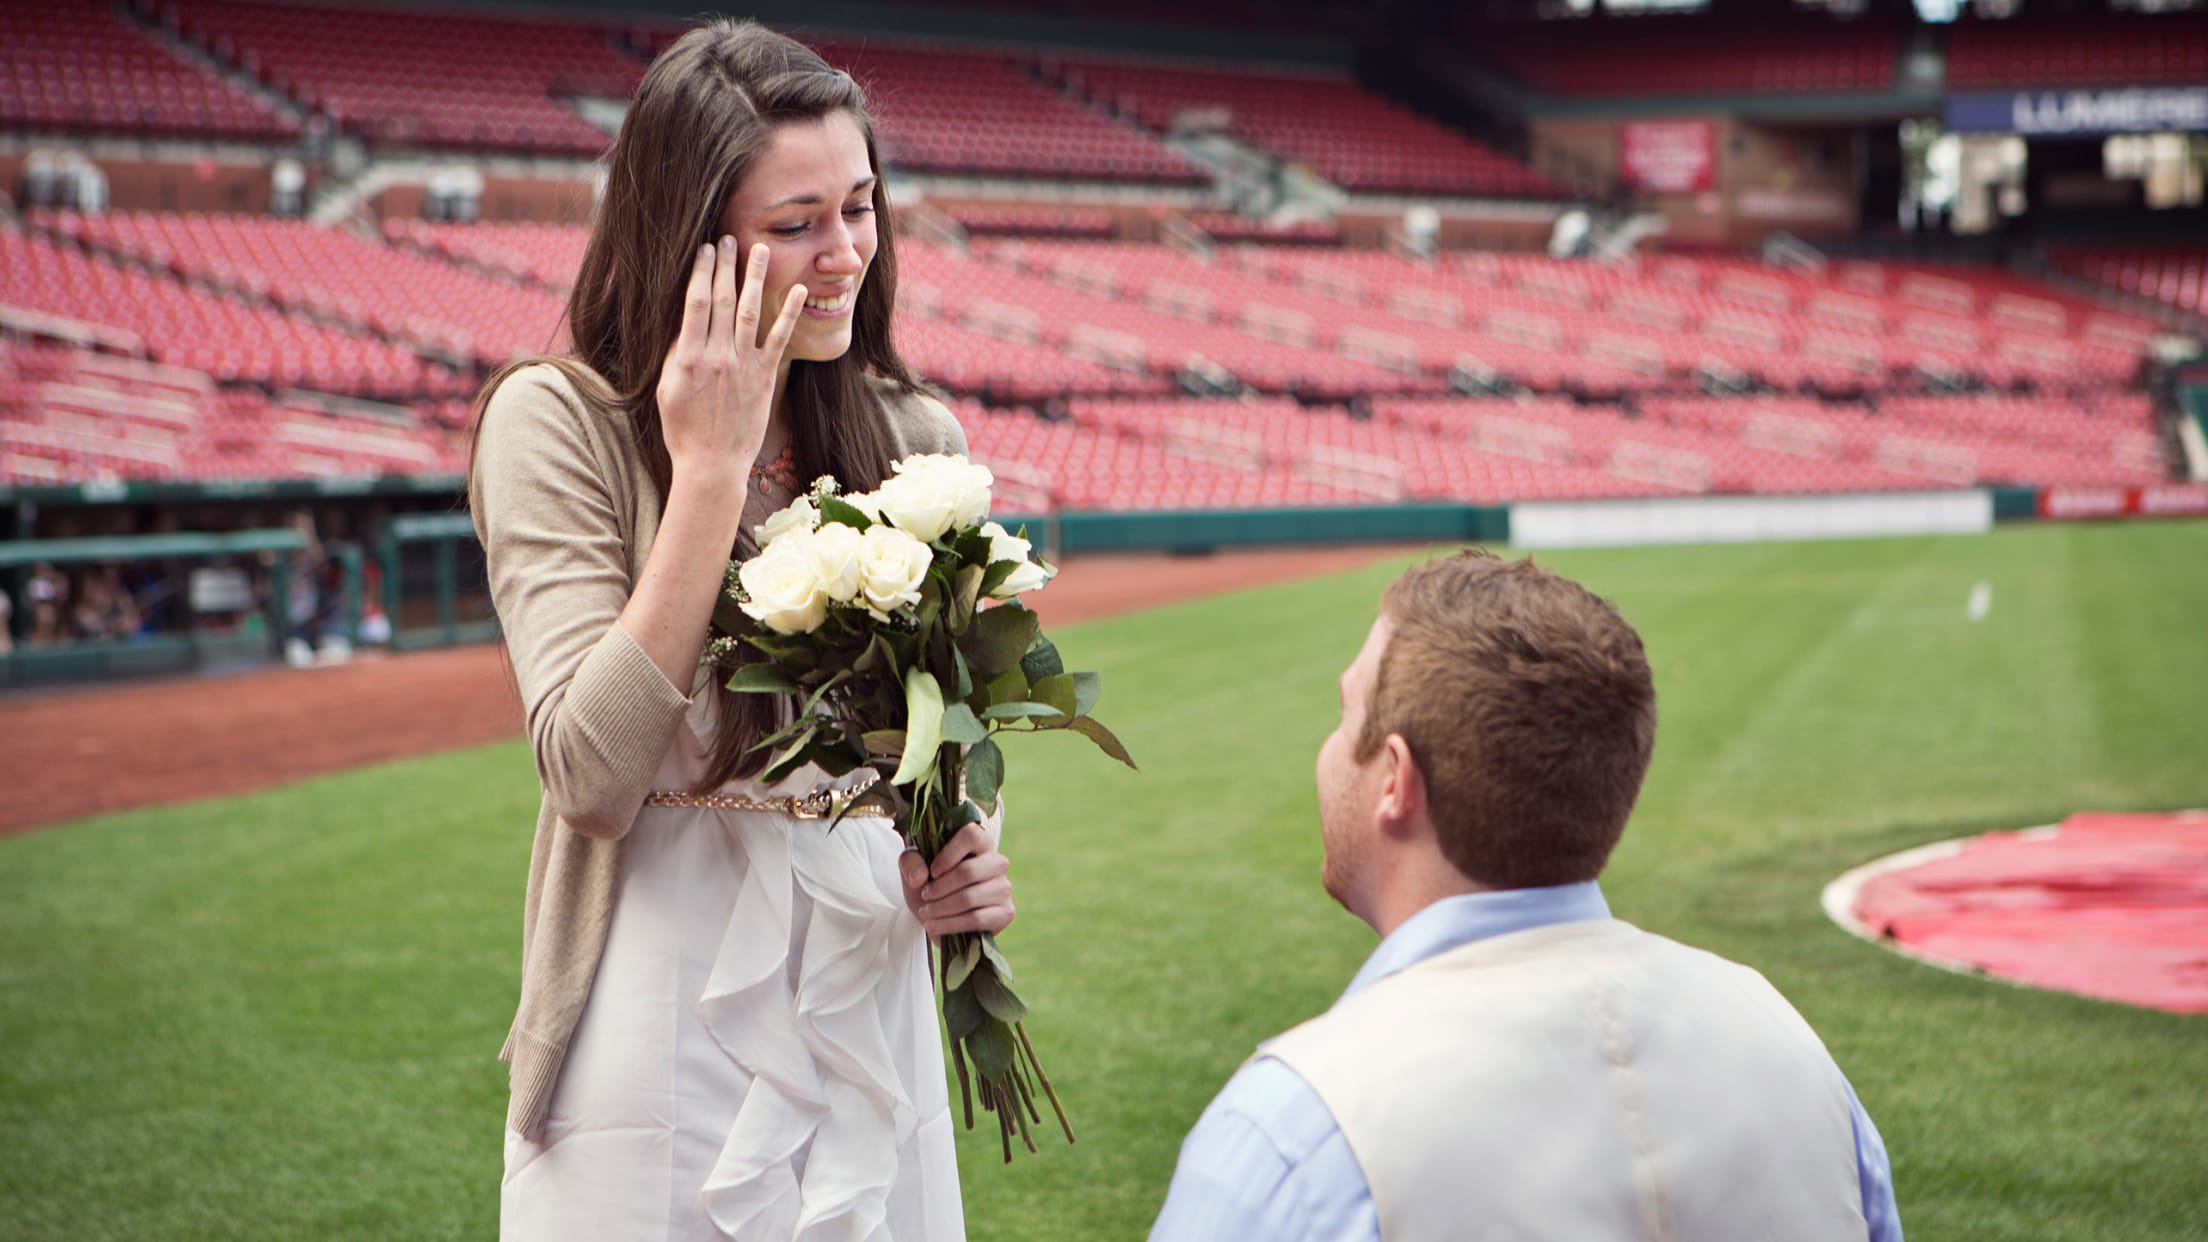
[2,521,2204,1242]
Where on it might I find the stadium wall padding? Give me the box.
[1510,489,1995,549]
[1009,503,1511,557]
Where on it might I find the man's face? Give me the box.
[1316,614,1391,915]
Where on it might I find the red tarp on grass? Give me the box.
[1848,811,2208,1014]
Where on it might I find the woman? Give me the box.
[469,21,1013,1241]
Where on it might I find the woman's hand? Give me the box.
[900,823,1014,938]
[654,239,805,480]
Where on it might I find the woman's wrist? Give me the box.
[669,453,747,495]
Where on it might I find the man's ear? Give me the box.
[1374,733,1430,843]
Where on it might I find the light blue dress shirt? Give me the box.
[1149,882,1902,1242]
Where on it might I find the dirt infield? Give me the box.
[0,544,1417,836]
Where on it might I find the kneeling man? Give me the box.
[1151,549,1900,1242]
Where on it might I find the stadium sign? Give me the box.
[1619,121,1714,193]
[1946,88,2208,136]
[2039,484,2208,520]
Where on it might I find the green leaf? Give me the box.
[980,701,1065,722]
[760,731,816,783]
[966,737,1004,810]
[951,644,974,701]
[860,633,900,682]
[952,797,988,830]
[724,663,799,695]
[749,712,823,755]
[1069,670,1101,718]
[891,667,945,787]
[817,494,873,530]
[942,983,984,1040]
[1068,716,1138,769]
[940,702,988,746]
[984,665,1029,707]
[976,558,1020,600]
[976,932,1015,984]
[1019,634,1064,683]
[827,781,899,832]
[960,604,1039,678]
[712,594,752,638]
[745,632,816,662]
[950,563,986,632]
[963,1017,1013,1078]
[971,967,1029,1025]
[798,668,851,719]
[804,739,863,778]
[1028,674,1078,720]
[952,525,994,565]
[944,936,984,992]
[915,580,944,651]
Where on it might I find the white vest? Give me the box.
[1266,919,1866,1242]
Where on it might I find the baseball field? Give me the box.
[3,519,2204,1241]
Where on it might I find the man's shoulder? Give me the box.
[1200,1056,1342,1162]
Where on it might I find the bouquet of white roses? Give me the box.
[707,452,1134,1161]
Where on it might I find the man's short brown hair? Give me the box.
[1357,549,1656,889]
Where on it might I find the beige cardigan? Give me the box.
[470,360,968,1138]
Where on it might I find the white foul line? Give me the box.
[1966,581,1992,623]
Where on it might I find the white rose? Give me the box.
[841,490,885,523]
[804,520,864,603]
[754,496,819,549]
[870,453,994,541]
[980,520,1057,598]
[737,540,828,635]
[855,523,934,620]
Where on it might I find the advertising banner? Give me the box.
[1946,88,2208,136]
[1619,121,1715,192]
[2038,484,2208,519]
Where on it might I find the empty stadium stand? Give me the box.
[622,28,1208,185]
[1945,12,2208,89]
[2048,244,2208,323]
[0,2,2184,509]
[2,225,449,397]
[1042,55,1559,198]
[1464,15,1898,97]
[166,0,638,153]
[40,209,569,366]
[1,337,461,484]
[4,206,2170,496]
[1,0,298,142]
[948,390,2167,515]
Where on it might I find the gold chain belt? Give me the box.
[642,773,886,821]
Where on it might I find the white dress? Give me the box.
[500,668,965,1241]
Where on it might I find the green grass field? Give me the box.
[4,519,2205,1241]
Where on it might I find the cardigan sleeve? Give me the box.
[472,366,691,839]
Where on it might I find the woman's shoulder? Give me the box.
[488,358,617,421]
[479,359,628,460]
[866,374,967,456]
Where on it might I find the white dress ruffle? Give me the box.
[501,671,962,1241]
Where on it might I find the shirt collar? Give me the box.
[1338,882,1611,1004]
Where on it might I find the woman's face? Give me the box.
[719,110,880,364]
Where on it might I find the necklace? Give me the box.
[750,444,799,495]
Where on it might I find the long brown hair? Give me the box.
[469,19,924,788]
